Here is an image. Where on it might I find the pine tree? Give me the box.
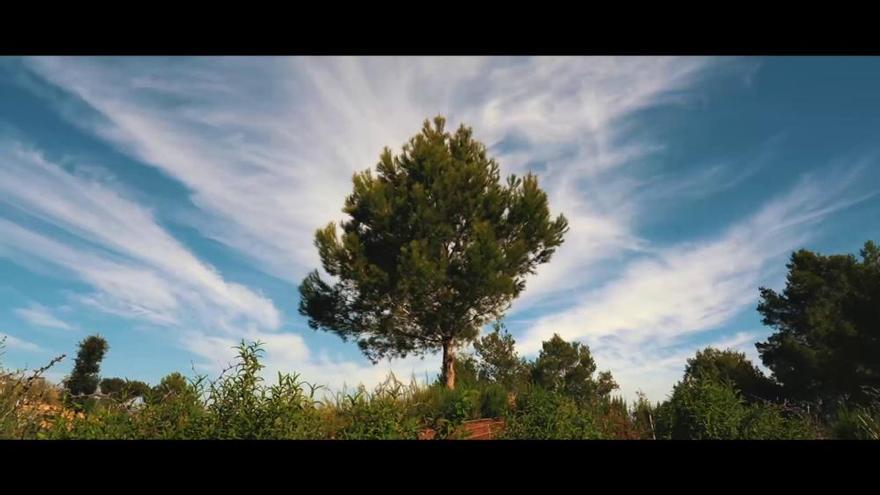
[756,241,880,405]
[299,116,568,389]
[530,334,618,403]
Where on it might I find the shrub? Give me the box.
[413,383,482,437]
[501,386,602,439]
[657,377,814,440]
[830,400,880,440]
[596,396,641,440]
[631,391,659,440]
[330,376,422,440]
[740,402,814,440]
[1,339,67,439]
[657,378,747,440]
[478,383,509,419]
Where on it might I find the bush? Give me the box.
[740,402,814,440]
[631,391,659,440]
[596,396,642,440]
[42,341,327,439]
[1,339,67,439]
[0,337,849,440]
[830,401,880,440]
[657,378,747,440]
[501,386,602,439]
[330,376,422,440]
[478,383,509,419]
[656,377,813,440]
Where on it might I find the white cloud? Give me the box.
[13,302,74,331]
[181,329,439,396]
[0,140,280,334]
[596,329,767,403]
[22,56,722,305]
[0,332,43,353]
[518,168,875,401]
[17,56,811,398]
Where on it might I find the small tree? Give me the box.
[530,334,618,403]
[147,372,193,404]
[299,117,568,389]
[473,322,528,389]
[64,335,108,397]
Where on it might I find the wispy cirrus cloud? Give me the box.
[0,139,280,333]
[18,56,830,396]
[518,166,877,399]
[0,135,440,390]
[0,332,43,353]
[13,302,74,331]
[21,56,727,306]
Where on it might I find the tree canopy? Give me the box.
[683,347,779,403]
[299,116,568,388]
[530,334,618,403]
[100,377,150,399]
[64,335,108,397]
[756,241,880,405]
[473,322,529,389]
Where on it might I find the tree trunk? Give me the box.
[442,340,456,390]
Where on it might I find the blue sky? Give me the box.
[1,56,878,401]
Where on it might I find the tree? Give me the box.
[756,241,880,405]
[445,354,479,389]
[299,116,568,389]
[530,334,618,403]
[473,322,528,389]
[100,377,150,399]
[64,335,108,396]
[147,372,195,405]
[683,347,780,403]
[99,377,125,396]
[125,380,151,399]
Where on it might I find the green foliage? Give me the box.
[147,372,192,404]
[132,374,207,439]
[594,396,643,440]
[684,347,780,403]
[656,374,812,440]
[0,334,862,440]
[530,334,618,404]
[299,116,568,388]
[199,341,325,439]
[416,384,481,430]
[657,378,750,439]
[328,376,423,440]
[631,391,659,440]
[100,378,150,401]
[740,402,814,440]
[64,335,108,399]
[830,395,880,440]
[756,241,880,405]
[1,339,66,439]
[445,353,480,389]
[45,341,328,440]
[501,386,602,439]
[473,322,530,390]
[478,383,510,419]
